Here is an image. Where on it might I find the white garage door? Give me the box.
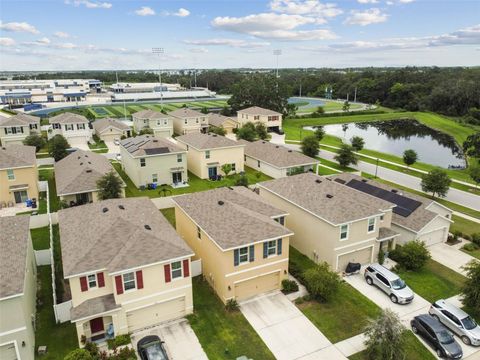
[68,136,89,150]
[100,133,119,143]
[154,130,171,138]
[418,228,447,246]
[234,272,280,301]
[0,343,17,360]
[337,247,373,272]
[127,297,186,333]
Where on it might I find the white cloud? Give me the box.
[357,0,379,3]
[135,6,155,16]
[174,8,190,17]
[54,31,70,38]
[399,0,415,3]
[189,48,209,53]
[184,38,270,48]
[0,37,15,46]
[0,21,39,34]
[269,0,343,22]
[37,37,51,45]
[65,0,112,9]
[344,8,388,26]
[53,42,78,49]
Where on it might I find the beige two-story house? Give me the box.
[0,145,39,205]
[237,106,282,132]
[169,108,208,135]
[132,110,173,138]
[173,187,293,303]
[92,118,131,143]
[59,198,194,346]
[48,112,92,148]
[175,133,245,179]
[258,173,398,272]
[207,113,239,134]
[0,216,36,360]
[119,135,187,187]
[54,150,125,206]
[0,113,40,147]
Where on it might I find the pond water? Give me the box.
[304,119,465,168]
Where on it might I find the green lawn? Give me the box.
[297,100,363,113]
[461,246,480,260]
[112,162,272,198]
[395,259,465,303]
[160,208,176,227]
[290,247,382,342]
[451,215,480,238]
[35,266,77,360]
[38,169,59,212]
[30,226,50,250]
[348,331,436,360]
[187,277,275,360]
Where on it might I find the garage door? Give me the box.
[127,297,186,332]
[234,272,280,301]
[0,343,17,360]
[2,138,23,147]
[337,247,373,272]
[68,137,89,150]
[154,130,171,138]
[100,133,119,143]
[418,228,447,246]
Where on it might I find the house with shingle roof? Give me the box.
[258,172,399,272]
[92,118,131,143]
[48,112,92,148]
[173,186,293,303]
[176,133,245,179]
[241,140,319,178]
[119,135,187,187]
[54,150,125,206]
[0,113,40,147]
[0,216,36,360]
[207,113,239,134]
[329,173,453,247]
[58,197,194,347]
[131,109,172,138]
[0,145,39,205]
[237,106,282,132]
[169,108,208,135]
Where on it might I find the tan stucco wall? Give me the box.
[0,125,37,147]
[237,113,283,130]
[132,116,173,136]
[245,156,285,179]
[171,116,207,135]
[394,215,450,246]
[0,166,39,204]
[59,188,125,205]
[174,205,289,303]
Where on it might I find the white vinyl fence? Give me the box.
[54,300,73,323]
[34,249,52,266]
[191,259,202,277]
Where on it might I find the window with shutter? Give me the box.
[277,238,282,255]
[80,276,88,292]
[115,275,123,295]
[234,249,240,267]
[263,242,268,258]
[97,272,105,287]
[183,259,190,277]
[249,245,255,262]
[136,270,144,289]
[164,264,171,283]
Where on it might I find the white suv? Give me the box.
[364,263,414,304]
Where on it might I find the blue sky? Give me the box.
[0,0,479,70]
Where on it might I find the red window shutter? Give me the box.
[80,276,88,292]
[136,270,144,289]
[97,272,105,288]
[183,259,190,277]
[164,264,171,283]
[115,275,123,295]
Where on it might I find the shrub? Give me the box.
[225,298,239,312]
[139,128,153,135]
[461,261,480,312]
[281,279,299,294]
[107,334,131,350]
[472,233,480,246]
[295,297,305,305]
[377,250,385,265]
[389,241,431,271]
[303,262,341,302]
[235,174,249,187]
[48,134,70,161]
[463,243,479,252]
[84,342,99,357]
[23,134,46,152]
[64,349,93,360]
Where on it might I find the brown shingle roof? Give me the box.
[54,150,124,196]
[207,113,237,127]
[242,140,319,169]
[176,133,244,150]
[0,216,30,299]
[0,113,40,127]
[173,187,292,250]
[50,112,88,124]
[238,106,281,116]
[71,294,120,321]
[0,145,36,170]
[132,109,168,120]
[92,118,130,134]
[59,197,193,277]
[120,135,184,157]
[169,108,205,118]
[259,173,394,225]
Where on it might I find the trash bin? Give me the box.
[31,198,37,209]
[26,199,32,207]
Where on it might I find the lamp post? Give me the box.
[273,49,282,78]
[152,47,165,108]
[375,158,379,178]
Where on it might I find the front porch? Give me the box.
[80,315,115,345]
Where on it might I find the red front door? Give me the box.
[90,317,104,334]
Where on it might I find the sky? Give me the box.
[0,0,479,71]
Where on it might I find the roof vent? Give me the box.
[88,162,91,164]
[212,134,217,137]
[262,141,266,144]
[80,162,83,166]
[361,179,368,183]
[218,200,224,205]
[118,205,125,210]
[102,207,109,213]
[86,169,92,173]
[276,145,279,148]
[315,179,322,184]
[227,187,234,190]
[77,156,81,159]
[288,150,292,152]
[326,194,333,199]
[153,139,158,142]
[391,189,398,193]
[144,224,151,230]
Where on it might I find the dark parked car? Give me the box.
[137,335,168,360]
[411,314,463,359]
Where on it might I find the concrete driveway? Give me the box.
[240,291,347,360]
[429,242,477,275]
[130,319,207,360]
[104,140,120,154]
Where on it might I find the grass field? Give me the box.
[451,215,480,237]
[296,100,363,113]
[30,226,50,250]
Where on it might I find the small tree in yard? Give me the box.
[468,164,480,188]
[23,134,46,152]
[96,171,123,200]
[314,126,325,141]
[255,122,268,140]
[48,134,70,161]
[301,135,320,158]
[343,100,350,112]
[334,144,358,168]
[350,136,365,151]
[403,149,418,168]
[236,122,257,142]
[235,174,249,187]
[303,262,341,302]
[221,163,232,177]
[209,126,226,136]
[64,349,93,360]
[462,260,480,313]
[139,128,154,135]
[421,168,451,198]
[389,241,431,271]
[364,309,406,360]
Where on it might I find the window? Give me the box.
[205,150,210,159]
[244,155,246,161]
[184,119,188,124]
[196,118,199,124]
[267,240,277,256]
[197,226,201,239]
[152,173,158,183]
[7,169,15,180]
[77,123,85,130]
[171,261,183,279]
[376,273,389,287]
[87,274,97,288]
[123,272,136,291]
[340,224,349,240]
[380,215,384,221]
[239,247,249,264]
[140,158,146,167]
[254,115,260,121]
[65,124,74,131]
[368,217,376,233]
[177,154,182,163]
[231,163,236,171]
[164,119,168,125]
[157,120,161,126]
[274,216,285,225]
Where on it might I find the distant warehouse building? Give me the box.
[110,89,217,102]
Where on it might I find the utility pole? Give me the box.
[273,50,282,78]
[116,71,127,121]
[194,70,197,88]
[354,87,357,103]
[152,47,165,108]
[299,82,302,97]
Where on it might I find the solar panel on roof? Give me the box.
[144,147,170,155]
[346,179,422,217]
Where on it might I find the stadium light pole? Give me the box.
[152,47,165,108]
[273,49,282,78]
[116,71,127,121]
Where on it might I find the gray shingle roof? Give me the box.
[176,133,244,150]
[259,173,394,225]
[0,216,30,299]
[378,227,400,241]
[207,113,237,127]
[0,145,36,170]
[0,113,40,127]
[54,150,123,196]
[49,112,88,124]
[173,187,292,250]
[132,109,168,120]
[59,197,193,277]
[120,135,184,157]
[242,140,319,169]
[169,108,205,118]
[92,118,130,134]
[71,294,120,321]
[238,106,281,116]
